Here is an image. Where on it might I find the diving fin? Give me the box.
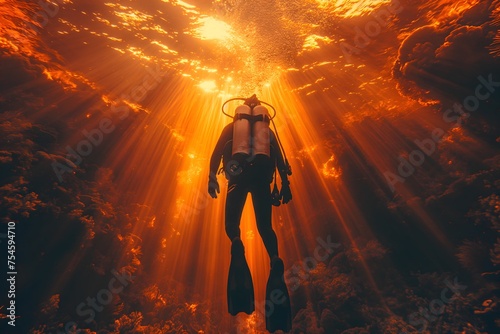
[227,237,255,315]
[266,257,292,333]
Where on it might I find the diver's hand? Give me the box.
[280,181,292,204]
[208,178,220,199]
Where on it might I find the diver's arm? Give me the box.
[270,130,289,182]
[210,123,232,177]
[208,124,232,198]
[271,130,292,204]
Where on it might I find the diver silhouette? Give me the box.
[208,94,293,332]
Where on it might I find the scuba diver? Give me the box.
[208,94,293,332]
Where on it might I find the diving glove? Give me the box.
[280,180,292,204]
[208,174,220,198]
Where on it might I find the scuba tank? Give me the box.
[230,97,271,159]
[227,95,272,176]
[251,105,271,157]
[222,95,292,190]
[231,104,252,158]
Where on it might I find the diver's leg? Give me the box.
[225,182,247,241]
[252,184,291,331]
[251,182,279,260]
[226,181,254,315]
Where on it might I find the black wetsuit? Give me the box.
[209,122,289,259]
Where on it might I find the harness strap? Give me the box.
[234,113,270,123]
